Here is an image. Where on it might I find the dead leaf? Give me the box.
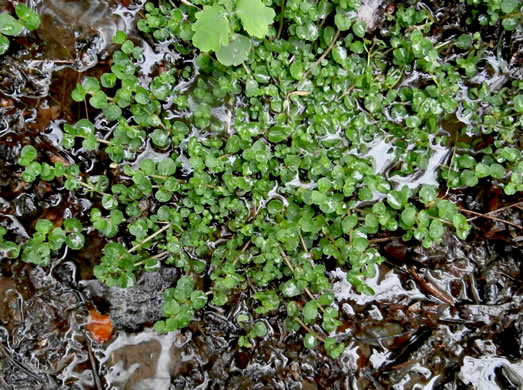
[87,308,113,343]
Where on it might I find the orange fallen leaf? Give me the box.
[87,309,113,343]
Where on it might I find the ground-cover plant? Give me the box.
[0,3,40,55]
[8,0,522,357]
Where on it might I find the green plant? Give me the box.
[461,0,522,30]
[0,3,40,55]
[137,0,275,66]
[9,0,522,358]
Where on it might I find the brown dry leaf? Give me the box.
[87,308,114,343]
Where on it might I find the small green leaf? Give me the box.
[82,77,100,93]
[429,219,444,240]
[101,73,117,88]
[489,163,505,179]
[15,4,40,31]
[65,232,85,250]
[302,301,318,322]
[387,190,407,209]
[19,145,37,165]
[352,21,366,38]
[89,90,108,109]
[252,321,267,337]
[280,280,301,297]
[334,11,353,31]
[289,61,305,80]
[113,30,127,44]
[353,237,368,252]
[190,290,208,310]
[303,333,317,349]
[513,95,523,113]
[0,34,9,55]
[501,0,518,14]
[64,218,82,232]
[267,125,290,143]
[0,14,24,36]
[103,103,122,121]
[401,206,417,227]
[157,158,176,176]
[35,219,54,234]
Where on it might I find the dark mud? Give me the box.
[0,0,522,389]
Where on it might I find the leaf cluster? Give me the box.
[8,0,522,359]
[0,4,40,55]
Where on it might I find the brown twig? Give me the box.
[369,236,399,244]
[459,207,523,230]
[86,341,103,390]
[232,239,251,265]
[466,201,523,221]
[408,265,455,306]
[303,30,340,79]
[295,317,325,343]
[280,248,325,313]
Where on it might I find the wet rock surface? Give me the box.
[81,267,178,332]
[0,0,522,389]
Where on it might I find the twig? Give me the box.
[459,207,523,230]
[466,201,523,221]
[369,236,399,244]
[129,224,171,253]
[179,0,201,9]
[408,265,455,306]
[86,341,103,390]
[232,239,251,265]
[280,248,325,313]
[133,250,170,267]
[303,30,340,79]
[295,317,325,343]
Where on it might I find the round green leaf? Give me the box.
[89,90,108,109]
[429,219,444,240]
[158,158,176,176]
[15,4,40,31]
[0,33,10,55]
[513,95,523,113]
[352,21,366,38]
[65,232,85,250]
[35,219,54,234]
[216,33,251,66]
[303,333,317,349]
[252,321,267,337]
[0,14,24,36]
[401,206,417,227]
[302,301,318,322]
[190,290,208,310]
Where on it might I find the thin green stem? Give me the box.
[72,177,107,196]
[280,248,325,313]
[277,0,286,40]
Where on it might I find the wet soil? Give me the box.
[0,0,522,389]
